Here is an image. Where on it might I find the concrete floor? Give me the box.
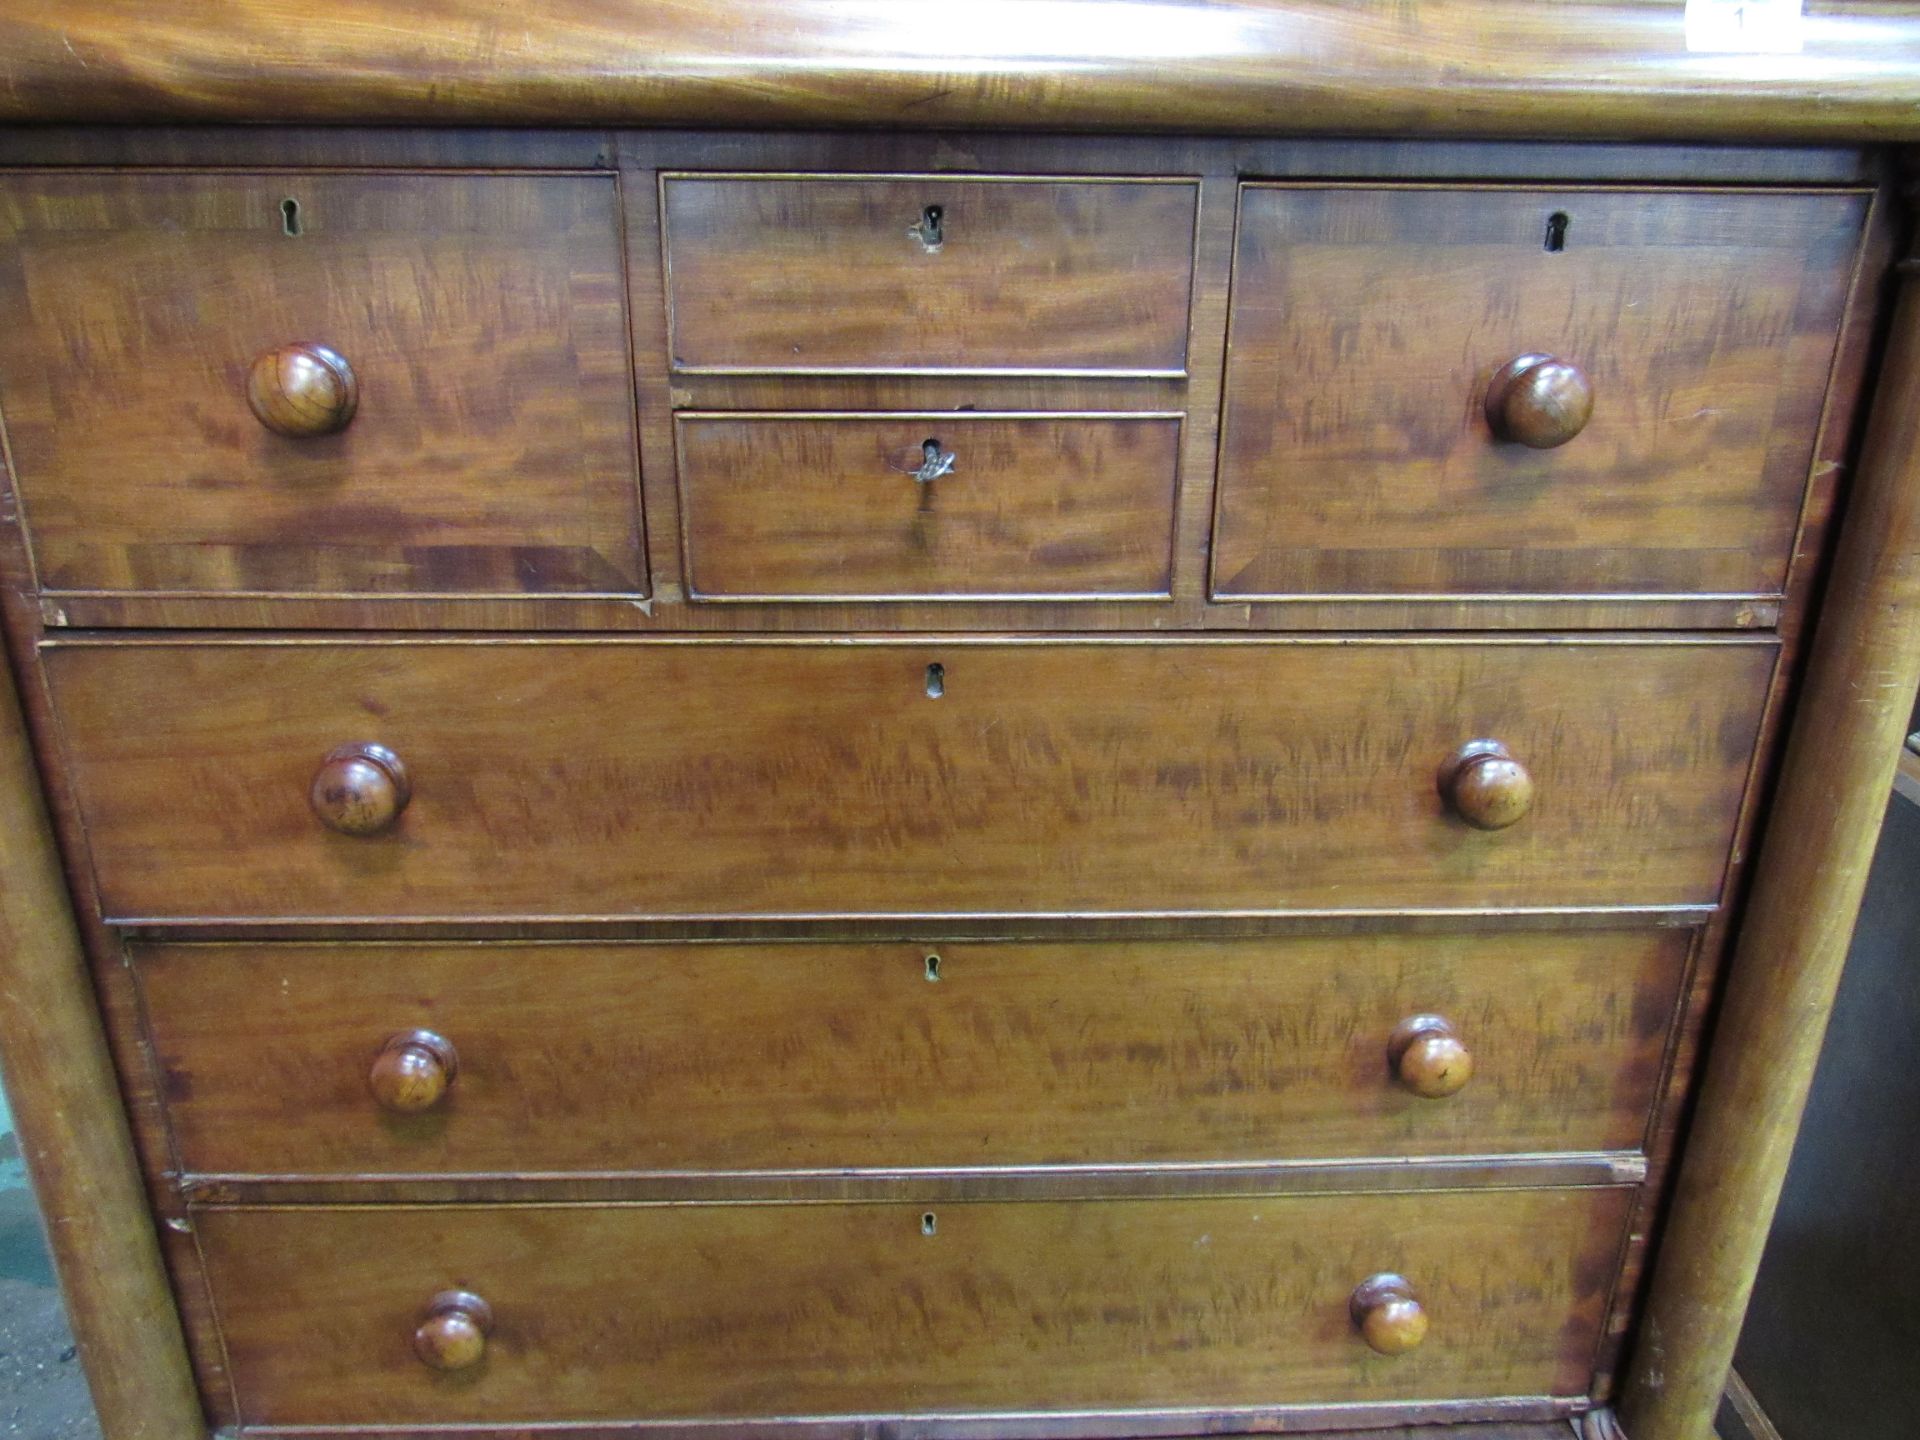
[0,1134,99,1439]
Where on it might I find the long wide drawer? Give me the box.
[45,638,1774,921]
[138,930,1690,1177]
[196,1187,1632,1426]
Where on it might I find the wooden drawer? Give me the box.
[676,411,1182,601]
[138,930,1689,1178]
[196,1187,1631,1426]
[47,637,1772,922]
[661,174,1198,374]
[0,172,644,601]
[1213,186,1867,602]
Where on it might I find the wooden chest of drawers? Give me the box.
[3,8,1920,1440]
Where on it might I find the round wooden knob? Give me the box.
[414,1290,492,1372]
[1388,1015,1474,1099]
[1438,740,1534,831]
[309,742,410,837]
[247,341,358,438]
[1351,1273,1428,1355]
[370,1030,457,1114]
[1485,353,1592,448]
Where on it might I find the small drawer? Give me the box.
[677,411,1182,601]
[46,637,1772,921]
[1213,185,1867,602]
[140,930,1688,1178]
[196,1187,1631,1426]
[0,172,644,602]
[661,173,1198,374]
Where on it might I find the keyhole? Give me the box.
[913,204,945,251]
[924,953,942,982]
[1544,211,1569,253]
[921,1212,938,1236]
[925,663,945,699]
[281,198,303,237]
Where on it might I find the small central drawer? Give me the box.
[662,173,1199,374]
[137,929,1688,1178]
[46,637,1773,921]
[196,1187,1631,1426]
[676,411,1183,600]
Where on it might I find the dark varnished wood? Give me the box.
[134,931,1689,1177]
[0,590,205,1436]
[0,115,1898,1440]
[676,412,1182,601]
[1584,181,1899,1408]
[1440,741,1537,832]
[0,132,1869,636]
[0,132,1872,185]
[1213,186,1866,602]
[1485,355,1594,450]
[193,1187,1632,1427]
[1621,193,1920,1440]
[1352,1273,1431,1356]
[367,1029,457,1115]
[662,175,1198,376]
[0,408,247,1430]
[44,637,1774,921]
[307,742,409,837]
[411,1289,491,1373]
[245,341,358,439]
[0,172,644,601]
[2,5,1920,139]
[180,1153,1648,1210]
[1388,1015,1475,1101]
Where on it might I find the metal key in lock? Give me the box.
[911,437,957,484]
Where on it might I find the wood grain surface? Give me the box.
[1,3,1919,139]
[1214,187,1866,600]
[661,175,1197,375]
[676,412,1182,601]
[194,1187,1633,1426]
[1619,193,1920,1440]
[136,929,1688,1177]
[0,601,205,1437]
[0,172,644,600]
[44,637,1775,922]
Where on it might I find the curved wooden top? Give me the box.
[2,1,1920,138]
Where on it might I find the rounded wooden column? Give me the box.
[1618,248,1920,1438]
[0,648,205,1436]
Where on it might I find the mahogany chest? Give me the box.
[2,7,1920,1440]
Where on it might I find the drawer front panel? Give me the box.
[198,1188,1632,1425]
[662,175,1198,374]
[0,173,644,599]
[1213,186,1866,601]
[139,930,1690,1177]
[677,412,1183,601]
[47,639,1773,921]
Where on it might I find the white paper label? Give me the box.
[1686,0,1805,54]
